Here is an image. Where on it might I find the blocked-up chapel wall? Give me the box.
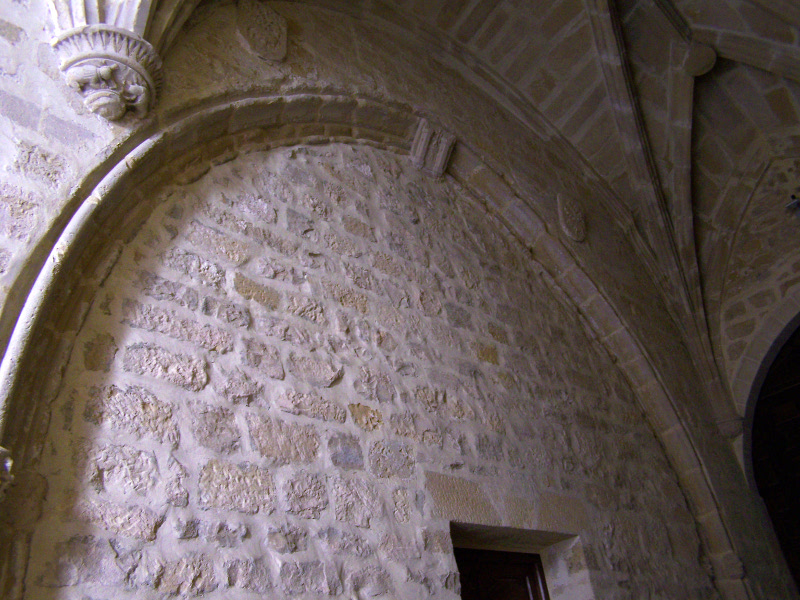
[8,143,716,600]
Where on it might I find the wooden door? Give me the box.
[454,547,551,600]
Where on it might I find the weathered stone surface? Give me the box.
[354,366,395,403]
[137,271,200,310]
[280,560,341,595]
[187,220,250,264]
[84,385,179,448]
[202,296,252,328]
[266,525,308,553]
[247,414,320,464]
[159,554,218,596]
[328,433,363,469]
[77,442,158,496]
[214,367,263,403]
[74,498,164,541]
[234,272,281,309]
[349,403,383,431]
[200,519,248,547]
[226,557,272,592]
[123,343,208,391]
[369,440,414,478]
[349,565,390,597]
[287,352,342,387]
[278,390,346,422]
[324,280,369,314]
[287,293,327,324]
[318,526,373,557]
[162,247,226,290]
[332,476,380,527]
[166,456,189,507]
[241,338,285,379]
[122,299,232,352]
[83,332,117,372]
[422,529,451,553]
[380,532,422,561]
[392,488,412,523]
[283,471,328,518]
[199,460,275,514]
[39,536,131,587]
[190,403,240,453]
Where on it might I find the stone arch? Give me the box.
[0,92,747,598]
[733,288,800,488]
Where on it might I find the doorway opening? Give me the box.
[751,320,800,589]
[454,547,551,600]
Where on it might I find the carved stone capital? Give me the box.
[411,118,456,178]
[0,446,12,502]
[52,25,163,121]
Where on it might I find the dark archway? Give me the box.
[752,322,800,589]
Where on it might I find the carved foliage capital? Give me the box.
[52,25,163,121]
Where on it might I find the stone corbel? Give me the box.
[52,25,163,121]
[411,118,456,178]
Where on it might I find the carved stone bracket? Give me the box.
[411,118,456,178]
[0,446,12,502]
[557,194,587,242]
[52,25,163,121]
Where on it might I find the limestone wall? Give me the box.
[8,144,715,599]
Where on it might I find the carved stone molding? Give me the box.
[557,194,587,242]
[411,118,456,178]
[52,25,163,121]
[0,446,12,502]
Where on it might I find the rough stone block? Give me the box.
[332,476,380,527]
[162,247,226,290]
[74,498,164,541]
[242,338,285,379]
[187,220,251,264]
[369,440,414,478]
[159,554,218,596]
[200,519,248,547]
[226,558,272,592]
[354,366,395,403]
[214,366,263,403]
[234,272,281,309]
[283,471,328,518]
[349,403,383,431]
[198,460,275,514]
[85,385,179,448]
[247,413,320,464]
[266,525,307,553]
[190,402,240,453]
[328,432,363,469]
[318,526,373,557]
[278,390,346,422]
[122,299,233,352]
[123,343,208,391]
[137,271,199,310]
[287,352,342,387]
[76,442,158,496]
